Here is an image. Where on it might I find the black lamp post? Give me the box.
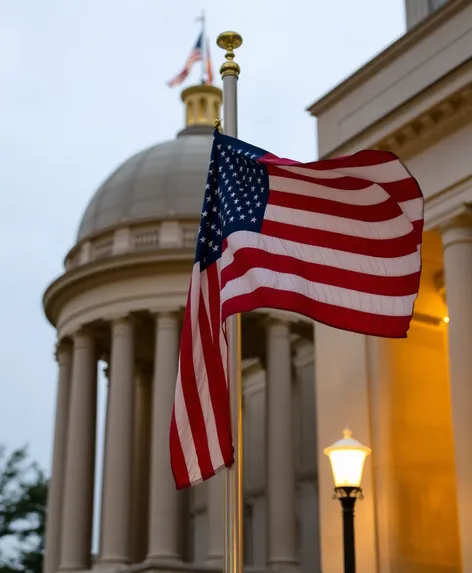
[324,429,371,573]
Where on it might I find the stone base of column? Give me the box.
[205,556,223,569]
[141,562,222,573]
[205,556,223,564]
[142,558,196,573]
[93,558,130,572]
[144,554,183,566]
[267,558,300,573]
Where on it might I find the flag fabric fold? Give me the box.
[170,130,424,489]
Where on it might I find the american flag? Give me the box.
[167,33,203,88]
[170,130,423,489]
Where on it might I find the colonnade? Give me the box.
[43,313,301,573]
[42,213,472,573]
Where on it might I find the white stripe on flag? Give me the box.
[278,160,410,183]
[223,230,421,276]
[264,204,413,239]
[398,198,423,222]
[221,267,417,316]
[174,365,201,484]
[190,265,225,473]
[269,175,390,206]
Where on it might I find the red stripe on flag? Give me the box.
[207,263,221,343]
[178,287,214,480]
[170,410,191,489]
[260,219,419,258]
[222,288,411,338]
[268,189,405,222]
[198,274,233,467]
[302,150,403,170]
[381,178,424,203]
[267,166,422,205]
[268,166,379,189]
[221,247,421,297]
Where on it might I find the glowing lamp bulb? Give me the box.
[324,429,371,488]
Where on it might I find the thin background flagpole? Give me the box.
[216,31,244,573]
[196,11,206,84]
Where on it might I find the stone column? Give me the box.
[99,317,135,566]
[43,340,73,573]
[206,471,224,565]
[59,329,97,571]
[147,311,182,562]
[266,317,298,573]
[442,215,472,573]
[131,363,153,564]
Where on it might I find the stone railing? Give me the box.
[65,219,199,271]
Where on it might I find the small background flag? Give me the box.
[168,33,203,88]
[205,37,213,86]
[170,131,424,489]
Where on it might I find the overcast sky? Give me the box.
[0,0,404,493]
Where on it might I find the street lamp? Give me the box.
[324,429,371,573]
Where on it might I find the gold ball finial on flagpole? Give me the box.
[216,32,243,78]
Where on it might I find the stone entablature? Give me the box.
[375,83,472,160]
[66,218,200,271]
[308,0,472,158]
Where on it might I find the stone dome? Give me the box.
[77,84,222,241]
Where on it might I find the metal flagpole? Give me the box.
[216,31,244,573]
[198,11,206,84]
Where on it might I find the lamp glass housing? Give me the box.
[324,429,371,488]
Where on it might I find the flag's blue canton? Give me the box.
[195,132,271,271]
[195,32,203,50]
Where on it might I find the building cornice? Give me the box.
[424,177,472,230]
[318,70,472,160]
[306,0,469,116]
[43,250,194,327]
[374,83,472,160]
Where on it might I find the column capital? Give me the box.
[153,310,180,330]
[54,339,73,363]
[292,338,314,369]
[110,317,136,344]
[264,313,292,334]
[440,205,472,249]
[150,307,180,317]
[73,327,95,348]
[110,314,136,328]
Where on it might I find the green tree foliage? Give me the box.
[0,446,48,573]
